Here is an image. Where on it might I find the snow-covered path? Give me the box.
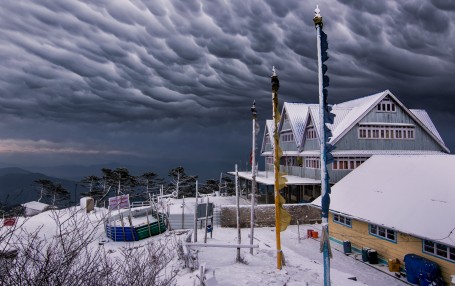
[176,225,409,285]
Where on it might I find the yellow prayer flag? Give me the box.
[278,194,291,232]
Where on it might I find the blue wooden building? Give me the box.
[237,90,449,203]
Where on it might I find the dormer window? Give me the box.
[281,132,294,142]
[306,126,317,140]
[377,98,396,112]
[265,135,271,145]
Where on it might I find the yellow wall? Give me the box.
[329,213,455,284]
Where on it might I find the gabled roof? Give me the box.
[329,90,449,152]
[260,120,275,153]
[410,109,444,143]
[263,90,449,153]
[281,103,310,149]
[312,155,455,247]
[329,91,387,144]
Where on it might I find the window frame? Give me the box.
[332,157,367,170]
[376,99,396,113]
[304,157,320,169]
[281,132,294,142]
[333,213,352,228]
[306,126,317,140]
[358,124,415,140]
[369,223,397,243]
[423,240,455,263]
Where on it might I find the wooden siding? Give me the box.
[329,213,455,284]
[327,167,351,184]
[302,138,319,151]
[281,119,291,131]
[280,141,298,151]
[335,104,444,152]
[264,142,273,152]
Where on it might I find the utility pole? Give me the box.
[250,100,257,254]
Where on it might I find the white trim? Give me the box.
[358,122,415,127]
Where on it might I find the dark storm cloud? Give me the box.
[0,0,454,176]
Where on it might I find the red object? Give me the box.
[3,218,16,226]
[312,231,319,238]
[307,229,314,238]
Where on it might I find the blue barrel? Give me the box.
[362,247,370,262]
[404,254,443,285]
[343,241,352,254]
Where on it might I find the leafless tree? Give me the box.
[0,207,178,286]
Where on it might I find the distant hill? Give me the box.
[0,167,87,207]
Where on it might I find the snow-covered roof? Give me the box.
[263,90,449,153]
[328,91,388,144]
[282,103,309,148]
[298,150,446,157]
[229,171,320,185]
[313,155,455,247]
[260,120,275,153]
[21,201,51,211]
[410,109,444,143]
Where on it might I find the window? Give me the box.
[305,157,320,169]
[369,224,396,242]
[265,157,273,164]
[333,213,351,227]
[265,135,271,145]
[306,127,317,140]
[423,240,455,262]
[377,98,396,113]
[358,124,415,140]
[333,157,367,170]
[281,132,294,142]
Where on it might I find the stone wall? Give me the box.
[220,204,321,228]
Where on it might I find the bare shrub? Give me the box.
[0,207,177,286]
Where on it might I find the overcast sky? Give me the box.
[0,0,454,179]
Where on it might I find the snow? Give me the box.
[21,201,51,211]
[267,90,449,153]
[231,171,320,185]
[313,154,455,247]
[4,194,412,285]
[410,109,445,145]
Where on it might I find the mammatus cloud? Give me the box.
[0,1,453,175]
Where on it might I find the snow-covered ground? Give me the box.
[2,197,411,286]
[175,226,409,286]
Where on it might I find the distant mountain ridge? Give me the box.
[0,167,87,207]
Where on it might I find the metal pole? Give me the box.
[314,6,331,286]
[250,100,257,255]
[182,195,185,229]
[235,164,241,262]
[204,197,209,243]
[194,181,198,242]
[271,67,283,270]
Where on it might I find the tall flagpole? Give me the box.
[271,67,283,269]
[250,100,257,255]
[314,6,333,286]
